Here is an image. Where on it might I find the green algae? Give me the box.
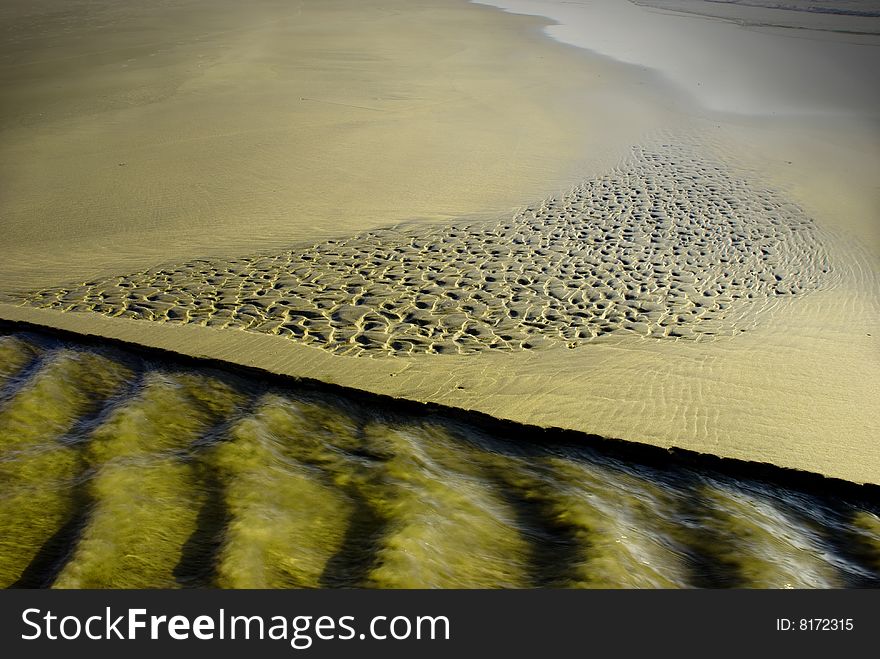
[360,423,529,588]
[482,450,693,588]
[851,510,880,574]
[690,484,843,588]
[0,350,131,586]
[81,372,240,464]
[0,448,82,587]
[0,330,874,590]
[252,394,364,476]
[207,394,531,589]
[542,457,692,588]
[0,350,130,454]
[208,394,356,588]
[53,371,242,588]
[0,335,39,387]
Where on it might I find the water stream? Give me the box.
[0,328,876,588]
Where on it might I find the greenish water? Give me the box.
[0,329,877,588]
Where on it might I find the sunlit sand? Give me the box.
[0,1,878,489]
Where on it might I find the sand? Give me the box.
[0,0,878,484]
[0,0,670,289]
[8,134,832,355]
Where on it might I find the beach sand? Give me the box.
[0,0,672,289]
[1,0,878,484]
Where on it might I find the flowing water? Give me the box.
[0,327,877,589]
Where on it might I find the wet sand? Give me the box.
[478,0,880,115]
[0,0,670,289]
[10,135,833,354]
[0,0,878,485]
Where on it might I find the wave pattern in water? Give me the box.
[0,329,877,589]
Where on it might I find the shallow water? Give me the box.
[0,328,877,588]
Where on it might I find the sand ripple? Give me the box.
[15,138,831,356]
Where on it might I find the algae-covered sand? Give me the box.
[0,0,878,485]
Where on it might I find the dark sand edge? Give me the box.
[1,303,878,494]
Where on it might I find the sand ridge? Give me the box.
[10,135,831,357]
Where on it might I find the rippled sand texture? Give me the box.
[13,138,830,356]
[0,331,877,589]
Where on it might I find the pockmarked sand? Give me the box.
[0,0,878,485]
[3,126,876,484]
[10,135,830,356]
